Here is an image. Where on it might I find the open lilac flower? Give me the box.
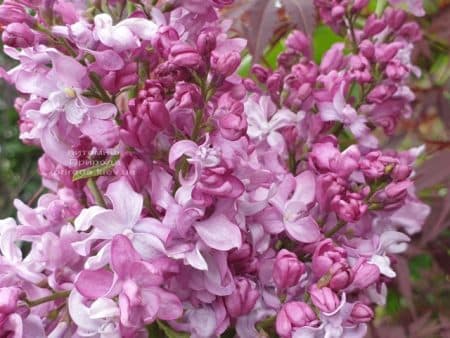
[94,14,158,51]
[318,85,368,139]
[73,179,168,268]
[0,0,430,336]
[245,96,297,153]
[270,171,322,243]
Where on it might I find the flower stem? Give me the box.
[87,178,106,208]
[325,220,347,237]
[89,73,113,103]
[26,290,70,307]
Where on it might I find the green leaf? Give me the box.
[264,39,285,69]
[409,254,432,280]
[72,155,119,181]
[313,25,344,63]
[238,54,252,77]
[430,54,450,86]
[385,290,402,315]
[156,320,190,338]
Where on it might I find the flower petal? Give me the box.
[285,216,321,243]
[194,214,242,251]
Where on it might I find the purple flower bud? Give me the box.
[328,262,353,290]
[224,278,259,318]
[374,180,412,210]
[2,23,35,48]
[363,16,387,38]
[174,82,203,109]
[331,196,367,223]
[353,0,369,11]
[218,109,247,141]
[310,284,340,313]
[197,30,217,56]
[375,43,401,63]
[367,84,396,104]
[320,43,345,73]
[114,154,150,192]
[312,239,346,277]
[136,100,170,130]
[286,30,311,58]
[392,163,411,181]
[0,1,34,25]
[384,8,407,30]
[385,60,408,81]
[352,260,380,289]
[350,302,374,323]
[0,287,21,314]
[273,249,305,290]
[398,22,422,42]
[120,113,157,151]
[331,6,345,20]
[360,40,375,60]
[211,51,241,77]
[170,43,202,68]
[153,26,179,58]
[251,64,270,83]
[101,62,139,94]
[276,302,317,337]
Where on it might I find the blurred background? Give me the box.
[0,0,449,336]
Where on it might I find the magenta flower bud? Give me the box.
[353,0,369,11]
[0,1,34,25]
[276,302,317,337]
[352,261,380,289]
[114,154,150,192]
[392,163,411,181]
[153,26,179,57]
[174,82,203,109]
[0,287,21,314]
[193,166,245,202]
[360,151,385,180]
[328,262,353,290]
[120,113,157,151]
[2,23,35,48]
[170,43,202,68]
[273,249,305,290]
[310,284,340,313]
[384,8,407,30]
[359,40,375,60]
[375,43,401,63]
[363,16,386,38]
[398,22,421,42]
[385,61,408,81]
[102,62,139,94]
[218,110,247,141]
[312,239,346,277]
[224,278,259,318]
[331,5,345,20]
[197,30,217,56]
[211,51,241,77]
[286,30,311,58]
[367,84,396,104]
[251,64,269,83]
[374,180,412,210]
[137,100,170,130]
[350,303,374,323]
[331,196,367,223]
[320,43,345,73]
[266,72,283,98]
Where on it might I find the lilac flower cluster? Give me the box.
[0,0,429,337]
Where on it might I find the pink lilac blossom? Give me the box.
[0,0,429,337]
